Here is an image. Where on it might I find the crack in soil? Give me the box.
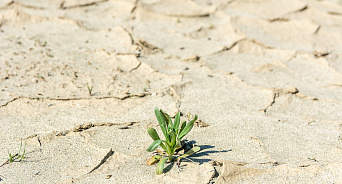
[209,38,247,56]
[263,87,299,115]
[130,0,139,14]
[24,121,139,147]
[209,38,278,56]
[0,97,20,108]
[60,0,108,9]
[0,92,150,108]
[7,1,45,9]
[261,87,321,116]
[129,61,142,72]
[88,148,114,174]
[72,122,138,132]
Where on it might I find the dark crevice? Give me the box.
[139,2,212,18]
[5,0,14,7]
[262,86,320,115]
[60,0,108,9]
[7,1,44,9]
[72,122,138,132]
[37,136,42,147]
[263,92,278,115]
[24,122,139,146]
[209,38,247,55]
[216,0,237,11]
[314,25,321,34]
[209,38,275,56]
[0,97,20,108]
[263,88,299,115]
[0,92,150,105]
[134,39,164,55]
[295,5,308,12]
[130,0,139,14]
[57,16,94,31]
[256,161,286,166]
[268,18,289,22]
[287,5,308,15]
[122,27,135,45]
[313,50,330,58]
[283,5,308,17]
[208,166,220,184]
[129,61,142,72]
[327,11,342,16]
[88,149,114,174]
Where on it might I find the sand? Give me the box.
[0,0,342,183]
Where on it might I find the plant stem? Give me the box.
[168,155,173,162]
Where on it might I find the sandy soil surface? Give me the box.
[1,0,342,183]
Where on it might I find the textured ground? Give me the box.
[0,0,342,183]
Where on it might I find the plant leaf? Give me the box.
[178,146,200,160]
[159,142,168,153]
[8,152,13,162]
[146,140,164,152]
[176,138,182,149]
[147,128,160,141]
[169,130,177,153]
[147,128,168,152]
[19,142,26,161]
[179,121,186,135]
[161,110,173,131]
[164,141,173,155]
[147,155,161,165]
[178,115,198,140]
[173,112,180,133]
[154,107,168,141]
[156,157,168,175]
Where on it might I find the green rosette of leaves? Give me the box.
[146,107,200,175]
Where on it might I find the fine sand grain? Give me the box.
[1,0,342,183]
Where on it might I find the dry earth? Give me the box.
[1,0,342,183]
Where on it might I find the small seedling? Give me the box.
[146,107,200,175]
[86,83,93,96]
[1,140,26,168]
[209,24,215,30]
[9,140,26,163]
[46,53,54,58]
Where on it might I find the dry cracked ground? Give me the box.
[0,0,342,183]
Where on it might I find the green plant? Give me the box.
[86,83,93,96]
[9,139,26,163]
[146,107,200,175]
[1,140,26,168]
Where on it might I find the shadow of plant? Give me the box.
[164,141,232,173]
[180,140,231,165]
[161,140,231,173]
[163,161,176,173]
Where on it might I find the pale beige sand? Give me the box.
[1,0,342,183]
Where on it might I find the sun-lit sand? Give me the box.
[1,0,342,183]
